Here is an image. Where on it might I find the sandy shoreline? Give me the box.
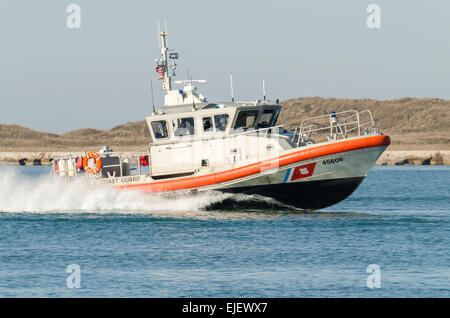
[1,150,449,166]
[376,150,450,165]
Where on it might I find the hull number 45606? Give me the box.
[322,157,344,165]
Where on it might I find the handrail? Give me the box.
[294,109,375,144]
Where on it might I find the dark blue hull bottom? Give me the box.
[221,177,365,210]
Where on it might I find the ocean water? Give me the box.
[0,165,448,297]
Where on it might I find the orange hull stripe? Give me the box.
[119,134,390,192]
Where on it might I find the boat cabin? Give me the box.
[144,102,284,176]
[146,102,281,144]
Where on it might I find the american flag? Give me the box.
[155,65,165,80]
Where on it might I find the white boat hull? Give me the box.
[113,134,390,210]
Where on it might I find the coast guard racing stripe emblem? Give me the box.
[291,162,316,181]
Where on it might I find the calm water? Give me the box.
[0,165,448,297]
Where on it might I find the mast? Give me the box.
[150,81,156,114]
[158,30,172,93]
[154,25,206,107]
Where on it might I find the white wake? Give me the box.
[0,168,232,214]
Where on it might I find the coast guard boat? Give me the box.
[52,29,390,210]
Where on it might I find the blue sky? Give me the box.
[1,0,449,133]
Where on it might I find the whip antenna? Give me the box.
[190,75,197,110]
[263,80,266,101]
[151,81,156,114]
[230,72,235,102]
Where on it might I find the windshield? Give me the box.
[256,109,279,128]
[234,110,259,130]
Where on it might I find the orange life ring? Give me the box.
[82,152,102,175]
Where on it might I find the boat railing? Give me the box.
[51,150,151,179]
[226,109,377,146]
[293,109,377,146]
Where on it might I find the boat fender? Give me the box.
[67,159,76,177]
[58,159,68,177]
[83,152,102,175]
[140,155,149,167]
[76,157,84,169]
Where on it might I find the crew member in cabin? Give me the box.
[175,121,188,136]
[174,118,195,136]
[203,118,213,132]
[215,116,227,131]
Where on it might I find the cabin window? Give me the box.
[151,120,169,139]
[257,109,277,128]
[214,114,229,131]
[173,117,195,137]
[234,110,258,130]
[203,117,214,132]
